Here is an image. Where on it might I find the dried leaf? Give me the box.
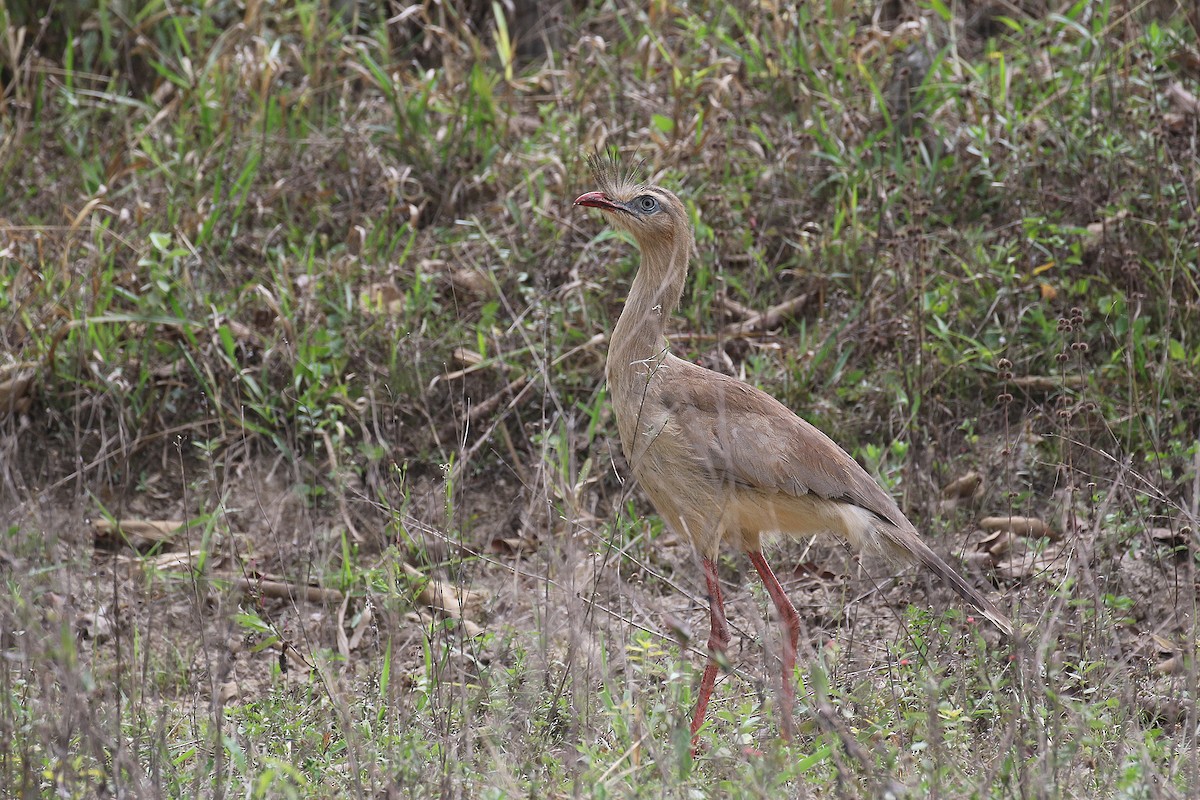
[1168,46,1200,77]
[488,535,536,555]
[218,681,240,703]
[450,268,495,299]
[1166,81,1200,116]
[93,519,185,549]
[791,561,839,581]
[347,600,374,652]
[402,563,487,627]
[78,607,114,642]
[335,595,374,657]
[214,573,344,604]
[1162,112,1189,132]
[457,618,484,637]
[1150,633,1178,655]
[452,347,484,367]
[134,552,200,570]
[942,471,983,500]
[1150,527,1190,547]
[984,530,1023,558]
[359,282,403,314]
[0,363,35,416]
[336,593,351,660]
[1083,209,1130,247]
[1155,656,1182,676]
[980,515,1055,539]
[1013,376,1084,392]
[995,545,1059,579]
[961,549,995,569]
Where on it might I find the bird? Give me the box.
[574,152,1013,744]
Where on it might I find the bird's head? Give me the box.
[574,152,689,251]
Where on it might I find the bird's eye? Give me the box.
[635,195,659,213]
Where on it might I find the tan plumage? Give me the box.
[575,153,1012,742]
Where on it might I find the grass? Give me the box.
[1,0,1198,796]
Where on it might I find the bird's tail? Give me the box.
[881,525,1014,638]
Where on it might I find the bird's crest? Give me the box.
[586,149,647,200]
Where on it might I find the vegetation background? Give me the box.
[1,0,1198,796]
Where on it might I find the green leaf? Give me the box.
[923,0,952,23]
[149,231,172,251]
[217,324,237,363]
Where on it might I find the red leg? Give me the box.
[691,557,731,743]
[748,551,800,741]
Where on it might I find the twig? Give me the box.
[216,574,345,604]
[720,293,810,337]
[467,373,532,423]
[717,294,756,320]
[93,519,183,546]
[1010,375,1086,391]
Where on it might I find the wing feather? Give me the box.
[659,361,909,531]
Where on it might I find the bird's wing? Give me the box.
[653,359,1015,637]
[658,360,909,530]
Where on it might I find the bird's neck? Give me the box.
[606,240,689,393]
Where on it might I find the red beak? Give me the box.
[574,191,624,213]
